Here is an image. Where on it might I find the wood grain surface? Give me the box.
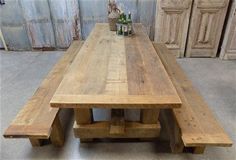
[4,41,84,138]
[153,43,233,147]
[50,23,181,109]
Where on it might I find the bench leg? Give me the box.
[193,146,206,154]
[50,115,64,147]
[159,109,184,153]
[29,138,43,147]
[74,108,93,142]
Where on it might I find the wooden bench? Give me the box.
[3,41,84,147]
[153,43,233,154]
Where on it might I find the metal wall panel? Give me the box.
[49,0,74,48]
[0,0,157,50]
[0,0,31,50]
[78,0,108,39]
[138,0,156,40]
[67,0,81,40]
[20,0,55,49]
[79,0,157,40]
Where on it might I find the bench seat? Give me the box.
[3,41,84,147]
[153,43,233,153]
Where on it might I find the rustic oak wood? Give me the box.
[73,121,161,139]
[160,110,184,153]
[110,109,125,135]
[154,0,193,57]
[3,41,84,146]
[141,109,160,124]
[186,0,230,57]
[50,115,64,147]
[50,23,181,109]
[220,0,236,60]
[153,43,233,149]
[74,108,93,142]
[29,138,43,147]
[74,108,93,124]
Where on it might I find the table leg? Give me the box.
[140,109,160,140]
[74,108,93,142]
[141,109,160,124]
[110,109,125,135]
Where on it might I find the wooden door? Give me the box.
[186,0,230,57]
[220,0,236,60]
[154,0,193,57]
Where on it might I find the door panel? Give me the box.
[186,0,230,57]
[155,0,192,57]
[220,0,236,60]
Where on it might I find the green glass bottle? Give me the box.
[123,15,128,36]
[117,14,123,35]
[127,12,132,34]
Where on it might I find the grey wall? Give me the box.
[79,0,156,40]
[0,0,156,51]
[0,0,81,50]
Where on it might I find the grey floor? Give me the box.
[0,50,235,160]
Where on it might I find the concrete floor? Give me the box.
[0,50,235,160]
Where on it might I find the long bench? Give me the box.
[3,41,84,147]
[153,43,233,154]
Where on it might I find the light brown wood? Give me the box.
[74,108,93,142]
[73,121,161,138]
[193,146,206,154]
[186,0,230,57]
[74,108,93,124]
[3,41,84,146]
[159,110,184,153]
[50,115,64,147]
[141,109,160,124]
[110,109,125,135]
[29,138,43,147]
[155,0,193,57]
[50,23,181,109]
[153,43,233,148]
[51,95,181,109]
[220,0,236,60]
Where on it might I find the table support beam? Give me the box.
[141,109,160,124]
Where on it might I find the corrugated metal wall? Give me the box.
[0,0,81,50]
[0,0,156,51]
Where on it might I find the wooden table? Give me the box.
[50,23,181,140]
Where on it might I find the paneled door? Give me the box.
[220,0,236,60]
[154,0,193,57]
[186,0,230,57]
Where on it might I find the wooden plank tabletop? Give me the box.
[50,23,181,109]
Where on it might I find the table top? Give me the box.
[50,23,181,109]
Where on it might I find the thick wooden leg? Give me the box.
[74,108,93,142]
[140,109,160,141]
[193,146,206,154]
[159,109,184,153]
[110,109,125,135]
[50,115,64,147]
[141,109,160,124]
[74,108,93,124]
[29,138,43,147]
